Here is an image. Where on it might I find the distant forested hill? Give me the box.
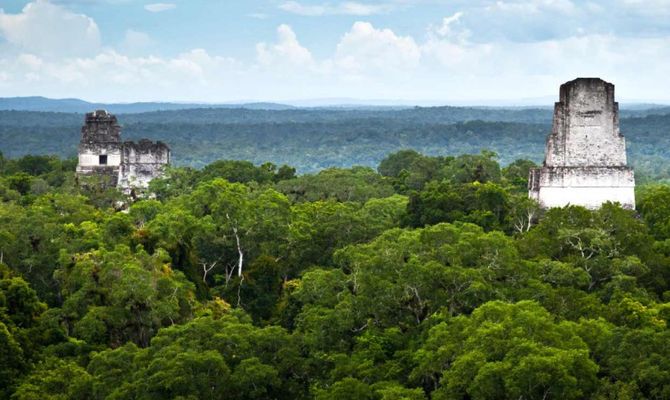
[1,106,670,178]
[0,96,297,113]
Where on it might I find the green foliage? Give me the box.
[0,321,26,397]
[503,158,538,191]
[200,159,296,185]
[12,358,92,400]
[275,167,394,203]
[406,181,510,231]
[637,184,670,240]
[414,301,598,400]
[378,149,427,178]
[54,245,196,347]
[3,150,670,399]
[519,204,656,292]
[80,313,307,399]
[147,165,201,200]
[0,267,49,396]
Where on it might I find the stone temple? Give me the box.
[76,110,170,194]
[528,78,635,209]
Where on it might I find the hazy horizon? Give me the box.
[3,94,670,109]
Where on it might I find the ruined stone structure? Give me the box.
[528,78,635,209]
[76,110,170,193]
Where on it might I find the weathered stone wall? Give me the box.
[529,78,635,209]
[545,78,627,167]
[80,110,121,145]
[537,166,634,187]
[76,166,120,188]
[78,151,122,168]
[118,139,170,191]
[76,110,122,185]
[536,186,635,209]
[75,110,170,193]
[531,166,635,209]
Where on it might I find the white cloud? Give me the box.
[338,2,394,15]
[436,0,670,44]
[144,3,176,13]
[2,1,670,103]
[419,28,670,101]
[334,21,421,74]
[256,24,315,68]
[431,11,472,44]
[0,0,100,57]
[435,12,464,37]
[17,53,44,70]
[0,49,245,101]
[279,1,323,16]
[619,0,670,14]
[485,0,576,15]
[279,1,395,16]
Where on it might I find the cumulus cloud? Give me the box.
[0,49,245,101]
[0,0,100,57]
[419,25,670,101]
[279,1,395,16]
[0,1,247,101]
[256,24,315,68]
[334,21,420,75]
[435,12,464,37]
[144,3,176,13]
[2,0,670,103]
[619,0,670,15]
[430,11,472,45]
[433,0,670,43]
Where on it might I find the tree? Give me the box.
[378,150,449,192]
[0,272,47,335]
[508,195,540,234]
[11,358,92,400]
[502,159,537,190]
[378,150,425,178]
[520,204,654,292]
[441,151,502,184]
[199,160,275,184]
[637,184,670,240]
[132,350,231,399]
[0,321,25,397]
[405,181,510,231]
[84,313,308,399]
[292,223,520,335]
[54,245,196,347]
[275,167,394,203]
[413,301,599,399]
[315,378,376,400]
[148,166,200,200]
[187,180,291,302]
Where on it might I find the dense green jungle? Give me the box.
[2,105,670,181]
[3,147,670,399]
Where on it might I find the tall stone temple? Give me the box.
[76,110,170,194]
[528,78,635,209]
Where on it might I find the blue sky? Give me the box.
[1,0,669,104]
